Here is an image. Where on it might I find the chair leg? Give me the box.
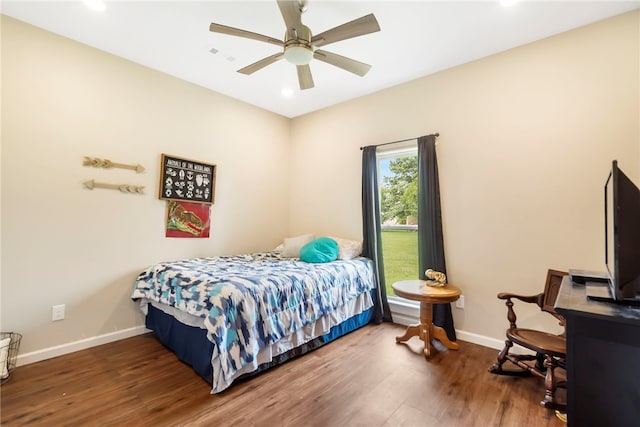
[540,355,565,410]
[489,339,513,373]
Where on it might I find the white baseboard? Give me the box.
[455,329,506,351]
[16,325,150,367]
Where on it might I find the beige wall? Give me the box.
[289,11,640,339]
[1,16,291,354]
[2,10,639,359]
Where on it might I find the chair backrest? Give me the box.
[542,269,568,318]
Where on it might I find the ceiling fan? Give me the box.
[209,0,381,90]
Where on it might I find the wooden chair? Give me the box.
[489,269,568,410]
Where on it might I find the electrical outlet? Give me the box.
[52,304,65,321]
[455,295,465,309]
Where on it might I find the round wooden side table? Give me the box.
[392,279,461,358]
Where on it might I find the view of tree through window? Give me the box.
[378,149,419,298]
[381,156,418,224]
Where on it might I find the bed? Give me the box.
[131,250,375,393]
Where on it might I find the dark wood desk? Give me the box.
[555,276,640,427]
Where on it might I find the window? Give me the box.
[377,144,418,298]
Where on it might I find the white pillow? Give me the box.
[0,337,11,380]
[280,233,315,258]
[329,237,363,260]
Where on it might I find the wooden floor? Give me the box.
[1,323,565,427]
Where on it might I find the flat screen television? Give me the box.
[604,160,640,301]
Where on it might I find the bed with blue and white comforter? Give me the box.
[131,252,374,393]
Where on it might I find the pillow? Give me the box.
[0,337,11,380]
[329,236,363,260]
[300,237,339,263]
[280,233,315,258]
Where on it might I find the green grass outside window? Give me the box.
[381,229,418,297]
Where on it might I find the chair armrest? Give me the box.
[497,292,544,330]
[497,292,543,305]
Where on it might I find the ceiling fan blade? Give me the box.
[238,53,284,75]
[209,23,283,47]
[277,0,302,37]
[311,13,380,48]
[297,64,314,90]
[313,50,371,77]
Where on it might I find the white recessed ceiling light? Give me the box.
[83,0,106,11]
[281,88,294,97]
[500,0,519,6]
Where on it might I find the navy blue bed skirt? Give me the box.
[145,302,373,387]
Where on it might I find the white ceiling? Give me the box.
[2,1,639,118]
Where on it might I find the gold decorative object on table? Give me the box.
[83,156,145,173]
[425,269,447,287]
[83,180,145,194]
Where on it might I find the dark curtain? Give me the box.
[417,135,456,341]
[361,146,392,323]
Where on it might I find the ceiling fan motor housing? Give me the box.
[284,24,313,65]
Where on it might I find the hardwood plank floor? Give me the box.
[1,323,565,426]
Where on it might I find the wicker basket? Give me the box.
[0,332,22,384]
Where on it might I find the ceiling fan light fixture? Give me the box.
[284,45,313,65]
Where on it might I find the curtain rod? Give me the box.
[359,133,439,150]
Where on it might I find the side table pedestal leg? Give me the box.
[432,326,459,350]
[396,324,421,343]
[421,302,433,358]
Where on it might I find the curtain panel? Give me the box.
[361,138,454,335]
[361,146,392,323]
[417,135,457,341]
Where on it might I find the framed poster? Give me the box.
[159,154,216,204]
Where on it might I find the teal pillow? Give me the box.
[299,237,339,263]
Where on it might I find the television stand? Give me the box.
[555,277,640,426]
